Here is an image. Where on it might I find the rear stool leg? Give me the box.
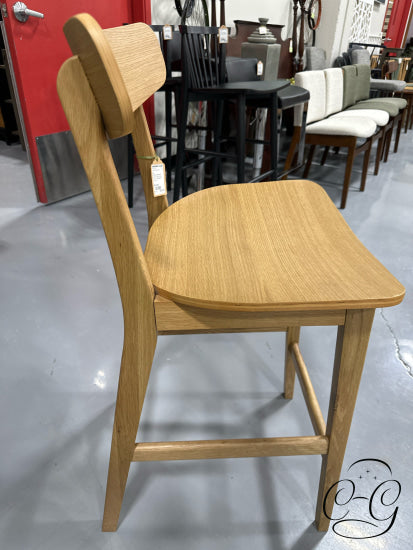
[102,339,156,531]
[284,327,300,399]
[315,309,375,531]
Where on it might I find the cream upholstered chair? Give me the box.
[285,69,378,208]
[57,14,405,532]
[343,64,407,158]
[324,68,390,177]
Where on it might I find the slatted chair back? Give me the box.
[180,25,226,89]
[57,14,169,406]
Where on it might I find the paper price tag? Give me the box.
[151,159,167,197]
[218,25,228,44]
[257,61,264,76]
[163,24,172,40]
[259,26,266,35]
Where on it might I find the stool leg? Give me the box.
[102,335,157,531]
[284,327,300,399]
[212,99,224,186]
[174,91,189,202]
[270,93,278,179]
[236,94,246,183]
[315,308,375,531]
[165,88,173,191]
[283,126,301,179]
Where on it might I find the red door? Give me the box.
[1,0,151,203]
[385,0,412,48]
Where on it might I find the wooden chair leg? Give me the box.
[374,132,384,176]
[282,126,301,179]
[303,144,316,178]
[383,123,393,163]
[315,308,375,531]
[394,111,404,153]
[360,140,372,192]
[320,146,330,166]
[284,327,300,399]
[102,339,156,532]
[340,144,356,209]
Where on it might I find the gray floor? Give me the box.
[0,134,412,550]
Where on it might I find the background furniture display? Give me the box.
[173,24,288,201]
[227,20,293,79]
[57,14,405,533]
[343,64,407,158]
[287,68,379,209]
[127,24,182,207]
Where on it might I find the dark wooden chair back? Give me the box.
[180,25,226,89]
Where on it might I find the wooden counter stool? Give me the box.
[57,14,405,533]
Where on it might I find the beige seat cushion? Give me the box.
[306,116,376,138]
[330,108,389,126]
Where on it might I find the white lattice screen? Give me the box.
[349,0,374,43]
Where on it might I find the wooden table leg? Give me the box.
[315,308,375,531]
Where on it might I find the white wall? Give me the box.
[315,0,355,65]
[369,0,388,42]
[225,0,292,40]
[152,1,293,40]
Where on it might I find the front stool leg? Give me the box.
[102,337,156,531]
[315,308,375,531]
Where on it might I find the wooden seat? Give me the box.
[57,14,405,534]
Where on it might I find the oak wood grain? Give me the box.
[291,343,326,436]
[133,436,329,461]
[57,56,158,532]
[146,181,405,311]
[58,14,405,535]
[154,295,345,334]
[284,327,300,399]
[64,15,165,139]
[315,309,375,530]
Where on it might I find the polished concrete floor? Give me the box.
[0,133,412,550]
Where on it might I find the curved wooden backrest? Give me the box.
[57,14,173,394]
[62,13,168,227]
[63,14,166,138]
[57,55,157,400]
